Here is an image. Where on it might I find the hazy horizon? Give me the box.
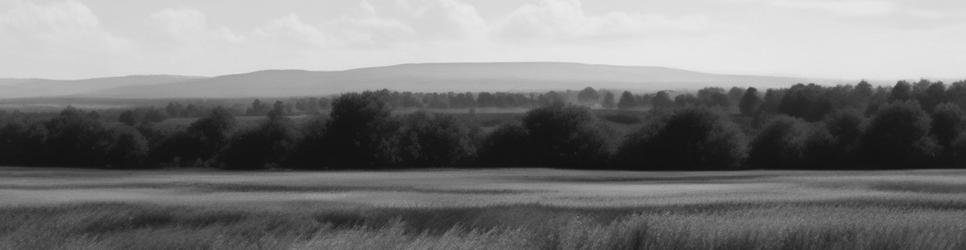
[0,61,858,81]
[2,0,965,80]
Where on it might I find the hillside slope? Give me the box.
[0,75,204,98]
[82,62,839,98]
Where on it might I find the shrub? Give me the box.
[617,107,746,170]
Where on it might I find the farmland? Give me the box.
[1,167,965,249]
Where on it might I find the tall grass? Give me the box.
[2,202,965,250]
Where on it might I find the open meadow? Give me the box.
[1,167,966,249]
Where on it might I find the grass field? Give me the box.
[2,167,966,249]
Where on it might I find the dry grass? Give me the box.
[2,168,966,249]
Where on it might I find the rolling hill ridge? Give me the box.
[7,62,843,99]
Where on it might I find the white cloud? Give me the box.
[321,2,416,47]
[907,9,945,20]
[493,0,710,42]
[0,0,136,77]
[0,0,134,54]
[252,14,329,49]
[772,0,897,17]
[148,8,242,46]
[396,0,488,40]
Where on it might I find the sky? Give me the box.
[0,0,964,80]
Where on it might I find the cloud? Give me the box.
[772,0,897,17]
[320,2,416,47]
[148,8,242,47]
[0,0,137,77]
[0,0,134,54]
[143,0,709,51]
[906,9,945,20]
[252,14,329,49]
[740,0,952,20]
[395,0,488,40]
[493,0,710,42]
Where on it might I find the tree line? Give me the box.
[1,79,965,170]
[134,88,621,120]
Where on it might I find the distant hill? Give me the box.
[0,75,205,98]
[11,63,847,99]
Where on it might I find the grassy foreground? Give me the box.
[1,168,966,249]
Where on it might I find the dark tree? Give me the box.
[947,81,966,111]
[889,81,914,102]
[247,99,271,115]
[106,127,149,169]
[577,87,601,106]
[919,81,947,112]
[153,107,237,166]
[0,117,48,166]
[822,109,866,154]
[953,134,966,166]
[188,107,237,160]
[118,110,139,126]
[739,87,761,116]
[860,101,938,168]
[760,89,785,114]
[748,115,806,169]
[674,94,699,107]
[44,108,113,167]
[778,83,832,122]
[652,91,674,109]
[165,102,185,117]
[697,87,731,108]
[537,91,565,106]
[617,107,746,170]
[320,91,400,168]
[728,87,746,105]
[219,109,299,170]
[803,109,872,169]
[287,116,328,169]
[617,91,637,110]
[931,103,965,165]
[848,80,874,109]
[931,103,965,148]
[478,124,532,166]
[396,112,474,167]
[143,108,167,123]
[521,104,609,168]
[601,91,616,109]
